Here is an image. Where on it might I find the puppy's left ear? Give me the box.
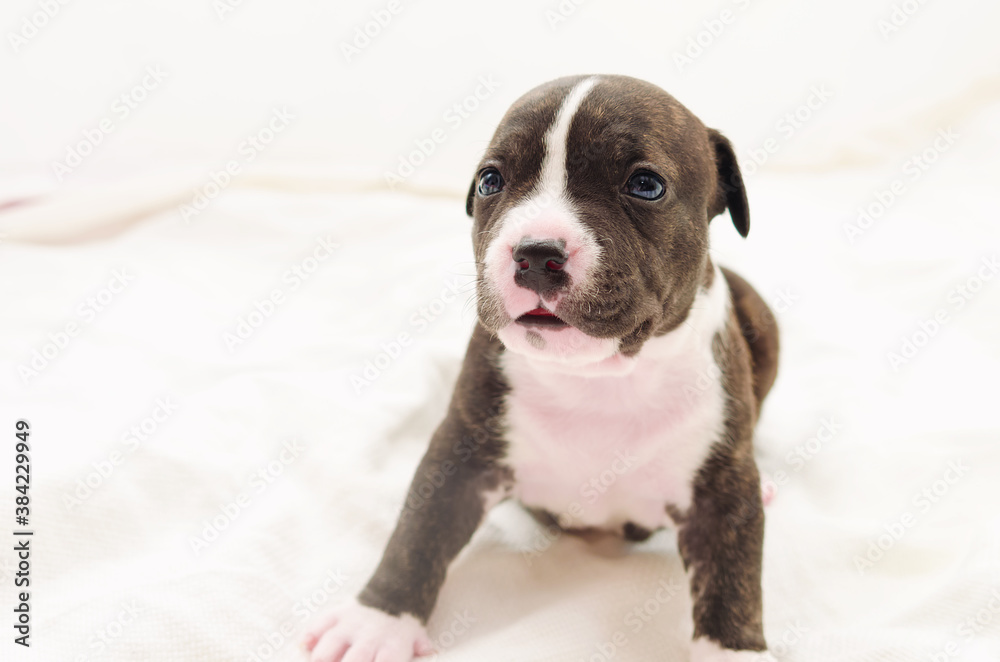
[465,178,476,217]
[707,128,749,238]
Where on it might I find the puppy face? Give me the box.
[467,75,748,367]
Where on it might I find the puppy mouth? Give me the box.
[515,307,569,329]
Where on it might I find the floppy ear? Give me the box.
[465,178,476,217]
[706,128,749,238]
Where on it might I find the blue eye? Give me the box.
[477,168,504,196]
[624,170,665,200]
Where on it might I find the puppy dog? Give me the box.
[304,74,780,662]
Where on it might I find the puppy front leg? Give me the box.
[677,451,776,662]
[304,413,506,662]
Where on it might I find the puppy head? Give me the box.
[467,75,748,368]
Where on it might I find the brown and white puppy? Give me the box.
[304,74,780,662]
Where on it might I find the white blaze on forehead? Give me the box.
[538,75,600,195]
[485,76,605,331]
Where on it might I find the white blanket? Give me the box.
[2,161,999,661]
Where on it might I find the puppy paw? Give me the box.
[690,637,778,662]
[302,599,434,662]
[760,472,778,507]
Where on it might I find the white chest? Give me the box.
[498,275,731,533]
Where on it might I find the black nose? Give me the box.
[512,239,569,295]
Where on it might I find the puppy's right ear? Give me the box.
[707,128,750,238]
[465,178,476,217]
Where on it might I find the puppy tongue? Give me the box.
[526,307,555,317]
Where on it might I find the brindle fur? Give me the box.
[357,75,779,655]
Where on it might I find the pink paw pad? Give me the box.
[302,599,434,662]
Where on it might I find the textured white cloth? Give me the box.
[1,162,999,661]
